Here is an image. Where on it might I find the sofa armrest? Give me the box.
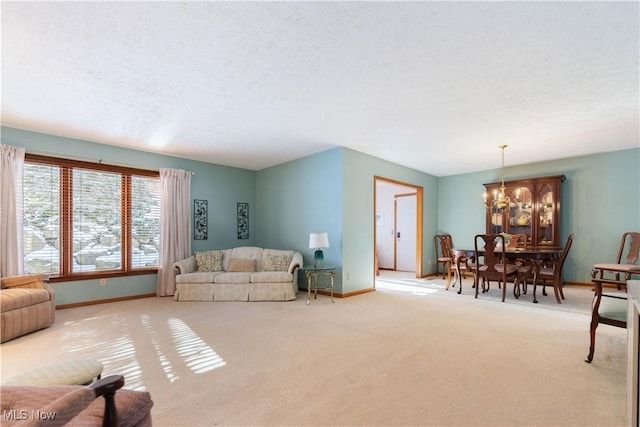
[174,256,197,275]
[0,274,55,322]
[1,274,50,289]
[288,252,303,274]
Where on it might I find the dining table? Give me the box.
[451,246,564,301]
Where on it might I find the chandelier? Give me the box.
[484,144,511,210]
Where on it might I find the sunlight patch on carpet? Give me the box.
[376,277,444,295]
[168,318,226,375]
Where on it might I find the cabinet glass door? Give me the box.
[508,185,533,242]
[489,204,505,235]
[536,184,556,245]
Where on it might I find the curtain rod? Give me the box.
[26,149,195,175]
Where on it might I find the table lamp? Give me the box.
[309,232,329,266]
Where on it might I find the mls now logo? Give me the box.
[3,410,57,421]
[3,410,28,421]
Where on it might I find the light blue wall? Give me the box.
[256,148,344,289]
[257,147,438,294]
[341,148,438,293]
[4,126,638,303]
[2,126,256,305]
[438,148,640,283]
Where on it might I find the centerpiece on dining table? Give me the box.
[495,233,512,251]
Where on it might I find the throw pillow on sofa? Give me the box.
[264,254,292,271]
[227,258,256,272]
[195,251,223,272]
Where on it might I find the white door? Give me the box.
[395,194,417,272]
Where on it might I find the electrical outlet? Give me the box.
[99,278,106,286]
[347,272,351,280]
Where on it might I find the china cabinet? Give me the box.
[484,175,565,247]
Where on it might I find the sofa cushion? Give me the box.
[260,249,295,271]
[0,288,51,313]
[214,272,252,284]
[250,271,293,283]
[227,258,256,272]
[228,247,263,270]
[263,254,293,271]
[195,250,224,272]
[175,272,222,284]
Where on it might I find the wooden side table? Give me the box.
[301,265,336,305]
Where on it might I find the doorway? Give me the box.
[374,176,424,281]
[395,193,417,271]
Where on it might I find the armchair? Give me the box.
[0,374,153,426]
[586,232,640,363]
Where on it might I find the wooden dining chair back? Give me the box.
[534,233,574,304]
[586,231,640,362]
[437,234,468,290]
[611,232,640,289]
[618,232,640,265]
[434,234,453,279]
[474,234,520,302]
[508,233,528,248]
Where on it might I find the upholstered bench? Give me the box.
[2,359,103,386]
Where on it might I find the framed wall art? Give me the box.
[237,202,249,239]
[194,199,208,240]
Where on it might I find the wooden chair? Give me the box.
[597,231,640,290]
[585,232,640,363]
[433,234,453,279]
[474,234,520,302]
[506,233,533,294]
[0,374,153,426]
[437,234,468,291]
[507,233,528,248]
[533,233,574,304]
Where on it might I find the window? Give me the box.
[23,154,160,280]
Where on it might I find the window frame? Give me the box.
[24,154,160,283]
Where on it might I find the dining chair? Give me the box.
[505,233,532,293]
[533,233,574,304]
[586,231,640,363]
[438,234,468,290]
[434,234,452,279]
[595,232,640,290]
[474,234,520,302]
[507,233,528,248]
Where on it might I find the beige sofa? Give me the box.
[173,246,303,302]
[0,274,55,343]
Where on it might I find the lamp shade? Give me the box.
[309,232,329,249]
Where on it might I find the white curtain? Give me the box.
[0,144,25,277]
[156,168,192,296]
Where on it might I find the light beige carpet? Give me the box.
[0,276,627,426]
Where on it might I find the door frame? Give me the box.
[374,176,424,280]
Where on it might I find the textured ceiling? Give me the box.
[2,2,638,176]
